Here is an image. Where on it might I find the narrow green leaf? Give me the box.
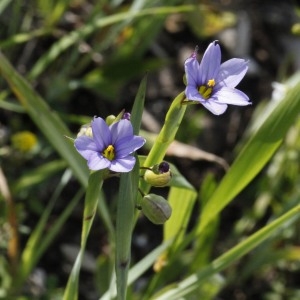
[131,74,147,135]
[153,204,300,299]
[0,0,11,14]
[115,169,137,300]
[63,170,105,300]
[101,239,173,300]
[0,51,89,187]
[164,187,197,249]
[169,164,196,191]
[113,75,147,299]
[0,29,51,49]
[17,173,84,288]
[199,78,300,232]
[13,160,67,192]
[28,6,194,79]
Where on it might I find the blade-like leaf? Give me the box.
[101,239,173,300]
[164,187,197,249]
[28,6,194,79]
[114,76,147,300]
[0,51,89,187]
[153,203,300,299]
[131,74,147,135]
[63,170,105,300]
[17,171,83,287]
[199,76,300,232]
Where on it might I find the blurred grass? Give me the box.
[1,0,300,299]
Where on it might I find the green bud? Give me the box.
[77,124,92,137]
[105,115,116,125]
[141,194,172,225]
[144,162,172,187]
[106,111,130,126]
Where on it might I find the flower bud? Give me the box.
[122,112,131,120]
[144,162,172,187]
[105,115,116,125]
[141,194,172,225]
[77,124,93,137]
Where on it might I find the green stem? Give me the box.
[115,162,139,300]
[114,91,187,299]
[139,91,186,195]
[63,169,106,300]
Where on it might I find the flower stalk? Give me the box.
[139,91,186,195]
[115,75,147,300]
[63,169,106,300]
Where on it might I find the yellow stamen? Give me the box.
[203,87,212,98]
[198,78,215,100]
[102,145,115,160]
[207,79,215,87]
[199,86,206,95]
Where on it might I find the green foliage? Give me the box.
[1,1,300,300]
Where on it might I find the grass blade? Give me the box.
[199,77,300,232]
[63,170,105,300]
[153,203,300,299]
[0,51,89,187]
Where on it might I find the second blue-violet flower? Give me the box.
[75,117,145,172]
[184,40,251,115]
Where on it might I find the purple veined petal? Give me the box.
[87,152,111,170]
[184,56,200,86]
[110,119,133,145]
[91,117,111,150]
[201,100,228,115]
[185,85,205,102]
[212,87,250,105]
[215,58,248,89]
[74,136,98,160]
[109,156,136,172]
[199,41,221,84]
[115,135,146,158]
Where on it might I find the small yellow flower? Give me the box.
[153,253,168,273]
[11,131,38,153]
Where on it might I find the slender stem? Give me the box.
[63,169,106,300]
[138,92,186,197]
[115,161,139,300]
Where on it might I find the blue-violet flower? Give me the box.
[75,117,145,172]
[184,40,251,115]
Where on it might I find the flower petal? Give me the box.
[185,85,205,102]
[74,135,98,160]
[110,119,133,145]
[212,87,250,105]
[201,100,228,115]
[109,156,136,172]
[184,56,200,86]
[115,135,145,158]
[87,152,111,170]
[216,58,248,88]
[199,41,221,84]
[91,117,111,150]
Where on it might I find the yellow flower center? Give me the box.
[198,79,215,99]
[102,145,115,161]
